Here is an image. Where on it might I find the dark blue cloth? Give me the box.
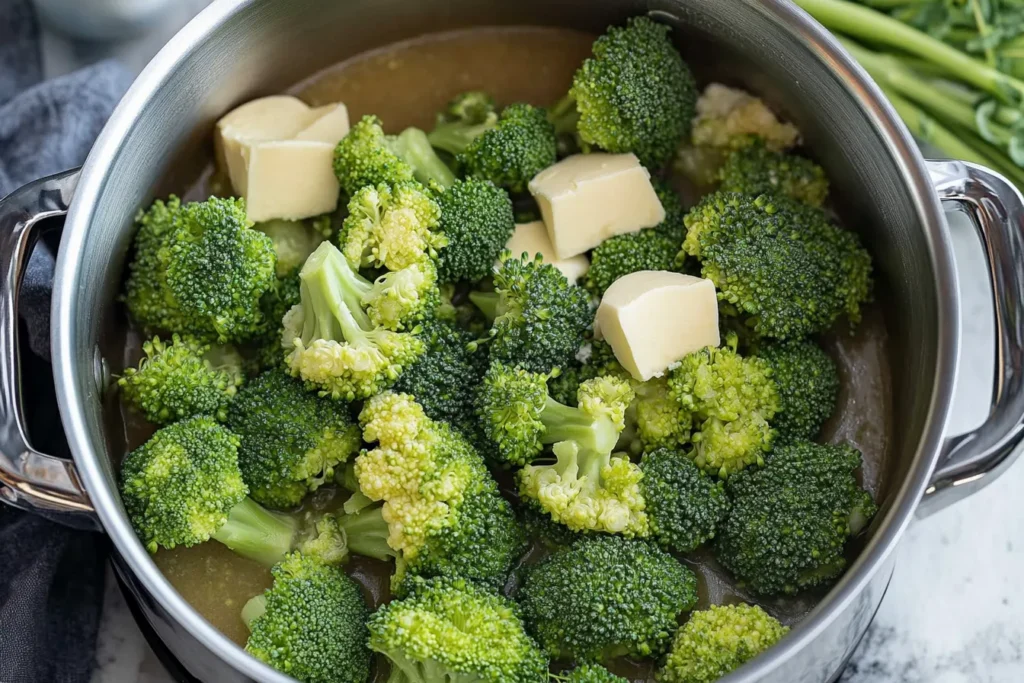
[0,1,132,681]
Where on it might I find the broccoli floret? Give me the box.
[435,91,497,129]
[718,140,829,207]
[243,553,371,683]
[118,334,243,424]
[716,440,877,595]
[124,196,278,343]
[756,338,840,442]
[658,604,789,683]
[690,84,800,152]
[639,449,729,553]
[355,392,526,589]
[226,369,361,508]
[550,17,697,168]
[651,177,687,243]
[681,192,872,340]
[634,377,691,452]
[369,576,548,683]
[470,252,592,375]
[338,182,445,272]
[254,216,332,277]
[283,242,426,401]
[667,340,779,477]
[585,230,681,297]
[120,416,344,567]
[429,103,557,193]
[434,178,515,283]
[556,665,628,683]
[520,535,697,661]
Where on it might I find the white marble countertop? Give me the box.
[38,6,1024,683]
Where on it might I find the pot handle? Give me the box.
[918,160,1024,517]
[0,169,98,529]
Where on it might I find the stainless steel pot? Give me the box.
[2,0,1023,681]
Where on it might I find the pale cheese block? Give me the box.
[527,153,665,259]
[242,141,340,222]
[295,103,351,143]
[503,221,590,282]
[596,271,720,381]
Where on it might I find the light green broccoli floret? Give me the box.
[718,139,829,207]
[634,377,692,452]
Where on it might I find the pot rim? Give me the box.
[51,0,959,680]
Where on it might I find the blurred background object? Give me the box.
[32,0,174,42]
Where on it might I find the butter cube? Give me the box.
[295,103,351,143]
[242,141,340,223]
[503,221,590,282]
[528,153,665,259]
[596,271,720,381]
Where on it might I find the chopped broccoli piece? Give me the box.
[639,449,729,553]
[550,17,697,168]
[557,665,628,683]
[667,340,779,477]
[337,181,445,272]
[283,242,426,401]
[434,178,515,283]
[435,91,497,129]
[369,576,548,683]
[585,229,681,297]
[226,369,361,508]
[124,196,190,334]
[520,535,697,661]
[681,192,872,339]
[690,84,800,152]
[470,252,592,375]
[716,440,877,595]
[658,604,788,683]
[254,216,332,277]
[634,377,692,452]
[718,139,829,207]
[244,553,371,683]
[118,334,243,424]
[756,338,840,442]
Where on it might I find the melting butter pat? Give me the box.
[596,271,720,381]
[527,153,665,259]
[503,221,590,282]
[242,141,340,223]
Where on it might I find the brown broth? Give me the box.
[113,25,893,675]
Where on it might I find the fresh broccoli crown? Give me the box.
[458,103,558,193]
[356,392,524,588]
[118,334,243,424]
[718,140,829,207]
[434,178,516,283]
[245,553,371,683]
[558,665,629,683]
[482,252,593,375]
[363,258,440,331]
[681,192,873,339]
[520,535,697,661]
[254,217,331,277]
[369,576,548,683]
[226,369,361,509]
[639,449,729,553]
[333,114,416,195]
[651,177,687,243]
[756,338,840,442]
[585,229,681,297]
[429,96,500,157]
[164,197,278,343]
[667,340,779,477]
[121,416,247,552]
[658,603,789,683]
[438,91,497,126]
[716,440,877,595]
[570,17,697,168]
[283,242,425,401]
[394,315,488,447]
[124,196,191,334]
[634,377,692,451]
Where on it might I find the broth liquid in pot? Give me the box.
[107,26,892,679]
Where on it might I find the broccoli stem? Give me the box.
[300,244,375,342]
[468,291,499,321]
[241,594,267,631]
[541,398,620,456]
[794,0,1024,104]
[339,504,396,562]
[343,490,376,515]
[547,95,580,135]
[393,128,456,188]
[427,116,497,156]
[211,496,299,567]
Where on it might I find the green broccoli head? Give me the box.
[338,181,445,272]
[634,377,692,452]
[667,341,779,477]
[562,17,697,168]
[585,229,681,297]
[434,178,515,283]
[118,334,243,424]
[332,115,415,194]
[558,665,628,683]
[226,369,361,509]
[639,448,729,553]
[363,259,440,331]
[658,604,789,683]
[244,553,371,683]
[283,242,425,401]
[369,576,548,683]
[124,197,191,333]
[718,139,829,207]
[253,216,332,277]
[682,192,872,339]
[716,440,877,595]
[458,103,557,193]
[437,91,497,128]
[520,535,697,661]
[429,91,499,155]
[756,338,840,442]
[473,252,592,375]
